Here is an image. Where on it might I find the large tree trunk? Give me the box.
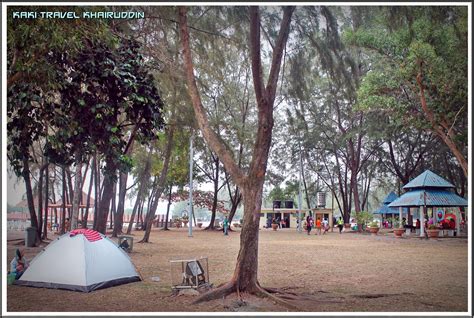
[94,161,117,234]
[163,186,172,230]
[113,171,128,237]
[66,167,74,213]
[93,154,100,229]
[199,185,264,302]
[83,156,95,228]
[350,168,362,231]
[127,156,152,234]
[64,179,71,219]
[138,199,145,229]
[231,184,263,288]
[109,183,117,230]
[61,166,67,235]
[37,165,44,241]
[51,180,58,224]
[179,5,294,304]
[22,158,40,244]
[139,125,175,243]
[42,164,50,239]
[112,137,135,237]
[71,153,83,230]
[143,189,154,231]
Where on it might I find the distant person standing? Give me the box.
[337,217,344,234]
[223,216,229,235]
[315,218,322,235]
[322,218,329,235]
[306,214,313,235]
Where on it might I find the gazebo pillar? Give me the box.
[420,206,425,237]
[399,207,403,228]
[455,207,461,236]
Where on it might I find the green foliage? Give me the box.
[350,6,467,159]
[7,6,113,89]
[7,83,46,174]
[266,181,299,207]
[8,18,165,180]
[47,37,164,172]
[355,211,373,226]
[166,133,191,187]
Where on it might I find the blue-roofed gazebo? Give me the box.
[388,170,468,237]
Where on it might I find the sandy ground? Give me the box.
[5,226,469,313]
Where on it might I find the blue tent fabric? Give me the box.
[388,189,468,207]
[403,170,455,190]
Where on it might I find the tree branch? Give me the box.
[179,6,246,188]
[264,6,295,107]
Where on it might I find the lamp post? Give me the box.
[188,131,194,237]
[297,145,303,233]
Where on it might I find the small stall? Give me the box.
[259,208,334,231]
[388,170,468,237]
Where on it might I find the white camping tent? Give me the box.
[15,229,141,292]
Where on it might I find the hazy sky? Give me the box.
[7,163,211,214]
[7,172,25,206]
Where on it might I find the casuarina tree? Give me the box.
[179,6,295,305]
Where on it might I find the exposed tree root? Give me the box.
[255,283,299,310]
[264,286,298,296]
[193,280,298,310]
[193,281,235,303]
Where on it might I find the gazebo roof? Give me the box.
[373,191,403,214]
[403,170,455,190]
[388,189,468,208]
[382,191,399,204]
[373,205,399,215]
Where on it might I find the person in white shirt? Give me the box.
[322,218,329,234]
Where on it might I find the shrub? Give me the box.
[368,220,379,228]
